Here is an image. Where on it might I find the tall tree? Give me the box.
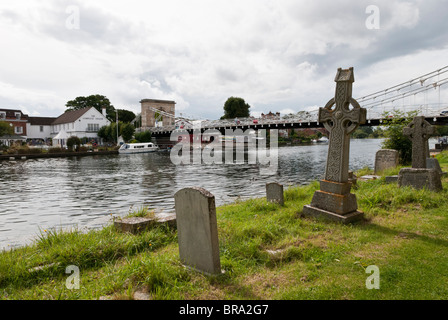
[65,94,116,120]
[117,109,136,123]
[221,97,251,119]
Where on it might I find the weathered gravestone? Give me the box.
[174,187,222,275]
[374,149,399,174]
[302,67,366,223]
[398,116,442,191]
[266,182,284,205]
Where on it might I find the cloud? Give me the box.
[0,0,446,120]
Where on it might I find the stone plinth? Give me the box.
[114,212,176,234]
[302,180,364,224]
[398,168,442,191]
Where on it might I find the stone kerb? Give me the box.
[174,187,222,275]
[374,149,399,174]
[266,182,284,206]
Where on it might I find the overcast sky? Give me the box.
[1,0,448,119]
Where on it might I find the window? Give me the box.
[40,126,44,132]
[15,126,23,134]
[15,112,21,120]
[87,124,100,132]
[0,112,5,120]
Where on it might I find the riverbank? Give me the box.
[0,149,118,161]
[1,152,448,300]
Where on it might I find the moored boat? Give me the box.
[119,142,159,154]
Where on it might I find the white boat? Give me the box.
[119,142,159,154]
[316,136,329,143]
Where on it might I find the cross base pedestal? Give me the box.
[398,168,442,192]
[302,205,364,224]
[301,180,364,224]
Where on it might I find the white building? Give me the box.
[51,107,110,146]
[27,117,56,142]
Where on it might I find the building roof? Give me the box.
[52,108,92,125]
[28,117,57,126]
[0,108,29,120]
[140,99,176,104]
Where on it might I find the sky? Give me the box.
[1,0,448,120]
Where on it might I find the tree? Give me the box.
[221,97,251,119]
[134,131,152,143]
[67,136,81,151]
[120,123,135,142]
[65,94,116,120]
[381,109,418,165]
[0,121,13,136]
[117,109,136,123]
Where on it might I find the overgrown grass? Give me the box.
[2,152,448,300]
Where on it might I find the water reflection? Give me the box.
[0,139,387,249]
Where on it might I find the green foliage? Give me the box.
[0,121,13,136]
[221,97,251,119]
[66,136,81,151]
[117,109,136,123]
[120,123,135,142]
[380,109,419,165]
[134,131,152,143]
[98,122,136,143]
[65,94,116,121]
[436,125,448,136]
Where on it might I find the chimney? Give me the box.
[102,107,107,117]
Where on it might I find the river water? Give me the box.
[0,138,394,250]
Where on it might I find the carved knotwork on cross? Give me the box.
[319,67,366,183]
[403,116,435,168]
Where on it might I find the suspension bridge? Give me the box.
[137,65,448,137]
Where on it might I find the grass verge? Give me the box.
[1,153,448,299]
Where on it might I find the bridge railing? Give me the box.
[141,103,448,133]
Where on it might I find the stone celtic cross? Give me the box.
[403,116,435,168]
[319,67,366,183]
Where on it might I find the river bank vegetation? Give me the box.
[1,152,448,300]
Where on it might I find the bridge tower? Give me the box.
[140,99,176,129]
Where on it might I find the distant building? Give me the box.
[140,99,176,128]
[0,107,110,147]
[261,111,280,120]
[27,116,57,142]
[0,108,29,136]
[51,107,110,146]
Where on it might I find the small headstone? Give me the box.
[348,171,357,186]
[266,182,284,205]
[374,149,399,174]
[174,187,221,275]
[302,67,365,224]
[426,158,444,175]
